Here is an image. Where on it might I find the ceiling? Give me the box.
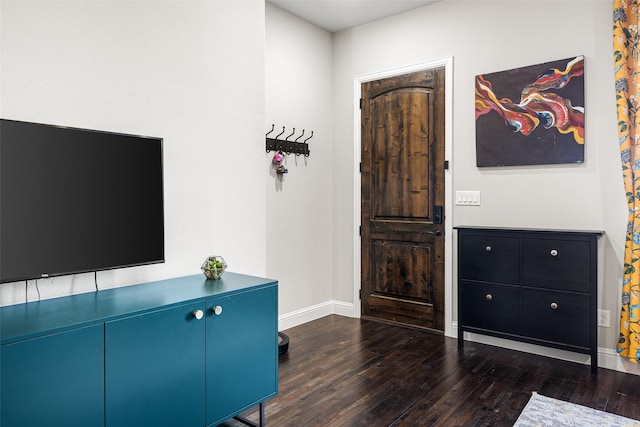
[267,0,442,33]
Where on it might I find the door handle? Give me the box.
[428,229,442,236]
[433,205,443,224]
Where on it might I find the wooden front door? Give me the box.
[361,67,445,332]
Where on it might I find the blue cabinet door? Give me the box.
[0,324,104,427]
[105,301,205,427]
[205,285,278,425]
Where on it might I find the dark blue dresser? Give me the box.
[456,226,602,374]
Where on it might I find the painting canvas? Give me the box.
[475,56,585,167]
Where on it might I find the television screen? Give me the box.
[0,119,164,284]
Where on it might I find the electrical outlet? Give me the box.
[598,309,610,328]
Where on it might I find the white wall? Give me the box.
[1,0,629,372]
[331,0,627,367]
[0,1,267,305]
[265,4,336,326]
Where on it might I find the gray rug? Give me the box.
[514,392,640,426]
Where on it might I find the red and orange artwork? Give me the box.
[475,56,585,167]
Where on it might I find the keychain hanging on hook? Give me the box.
[272,150,288,174]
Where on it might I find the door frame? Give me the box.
[352,57,454,337]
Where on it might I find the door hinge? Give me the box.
[359,225,362,236]
[359,289,362,300]
[359,162,362,173]
[359,98,363,109]
[444,160,449,170]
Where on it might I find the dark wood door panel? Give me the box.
[365,237,437,328]
[372,89,432,220]
[369,219,440,242]
[370,239,433,301]
[365,294,436,328]
[365,71,443,99]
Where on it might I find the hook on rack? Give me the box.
[285,128,296,141]
[265,124,313,157]
[303,131,313,143]
[266,124,275,137]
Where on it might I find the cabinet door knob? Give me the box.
[485,294,493,301]
[550,302,558,310]
[193,309,204,320]
[485,246,492,252]
[212,306,223,316]
[550,249,558,257]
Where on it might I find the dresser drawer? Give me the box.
[460,281,520,335]
[521,288,590,348]
[521,238,591,292]
[460,235,520,284]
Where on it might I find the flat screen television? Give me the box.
[0,119,164,284]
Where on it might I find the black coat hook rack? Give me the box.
[266,124,313,157]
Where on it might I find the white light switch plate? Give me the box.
[455,191,481,206]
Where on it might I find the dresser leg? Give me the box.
[259,402,265,426]
[233,402,266,427]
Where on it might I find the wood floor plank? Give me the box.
[217,315,640,427]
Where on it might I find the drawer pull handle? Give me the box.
[193,309,204,320]
[212,305,223,316]
[485,246,492,252]
[485,294,493,301]
[550,302,558,310]
[550,249,558,257]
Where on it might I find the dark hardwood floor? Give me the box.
[219,315,640,426]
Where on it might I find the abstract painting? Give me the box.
[475,56,585,167]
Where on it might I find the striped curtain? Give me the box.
[615,0,640,362]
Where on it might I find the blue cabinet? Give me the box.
[0,273,278,427]
[206,286,278,425]
[0,325,104,427]
[105,301,206,427]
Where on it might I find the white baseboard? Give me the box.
[278,300,355,331]
[279,305,640,376]
[450,321,640,375]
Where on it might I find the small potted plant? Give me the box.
[201,256,227,280]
